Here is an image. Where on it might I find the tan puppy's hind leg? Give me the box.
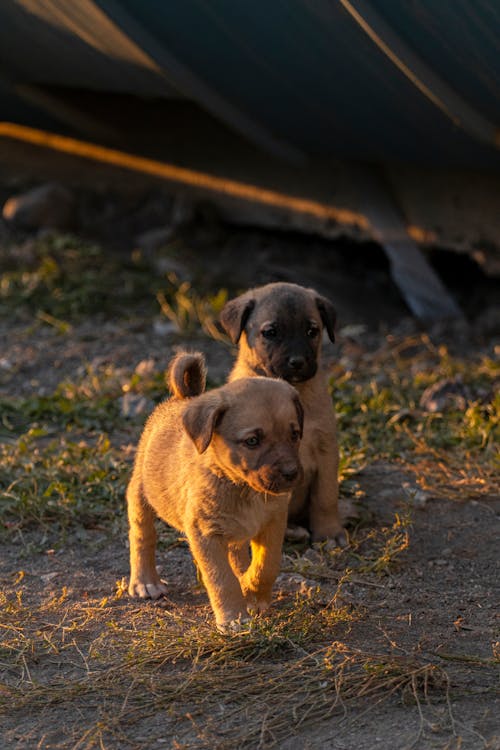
[127,477,168,599]
[228,541,251,579]
[240,508,288,615]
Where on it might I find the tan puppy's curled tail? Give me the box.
[168,352,207,399]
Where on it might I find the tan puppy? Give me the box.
[127,352,304,632]
[220,282,346,546]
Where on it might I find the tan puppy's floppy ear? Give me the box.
[315,295,337,342]
[182,393,227,453]
[220,296,256,343]
[293,395,304,438]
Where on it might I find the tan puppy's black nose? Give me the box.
[280,464,299,482]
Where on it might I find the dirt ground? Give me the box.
[0,158,499,749]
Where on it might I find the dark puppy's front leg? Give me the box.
[127,477,168,599]
[187,524,248,632]
[239,506,288,614]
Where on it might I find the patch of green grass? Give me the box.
[332,337,499,501]
[0,234,162,321]
[157,273,228,339]
[0,392,121,435]
[0,430,128,537]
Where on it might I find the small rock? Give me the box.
[3,183,76,230]
[420,377,470,413]
[339,497,360,522]
[275,573,316,596]
[338,324,367,338]
[170,194,196,227]
[135,226,174,255]
[154,255,191,278]
[7,239,38,267]
[134,359,156,377]
[153,318,180,336]
[40,572,59,583]
[119,393,152,418]
[474,305,500,337]
[0,358,13,371]
[302,548,322,564]
[401,482,429,507]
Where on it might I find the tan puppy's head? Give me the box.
[220,282,336,383]
[182,377,304,495]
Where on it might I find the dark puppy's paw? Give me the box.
[311,529,348,549]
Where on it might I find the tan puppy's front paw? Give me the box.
[128,579,168,599]
[216,615,251,634]
[246,597,271,616]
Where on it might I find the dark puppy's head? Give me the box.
[182,377,304,495]
[220,282,336,383]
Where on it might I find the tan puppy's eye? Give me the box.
[291,429,301,442]
[244,435,260,448]
[261,326,277,339]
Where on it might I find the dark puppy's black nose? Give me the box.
[288,356,306,371]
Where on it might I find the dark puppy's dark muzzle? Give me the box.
[288,356,306,371]
[280,355,317,382]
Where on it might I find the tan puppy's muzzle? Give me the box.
[250,459,303,495]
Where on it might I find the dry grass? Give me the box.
[2,507,495,748]
[0,579,448,750]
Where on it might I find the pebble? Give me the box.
[134,359,156,377]
[119,393,153,418]
[3,182,76,230]
[153,318,180,336]
[419,377,470,413]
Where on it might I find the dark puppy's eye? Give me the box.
[307,325,319,338]
[261,326,277,339]
[244,435,260,448]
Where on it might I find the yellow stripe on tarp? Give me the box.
[0,122,367,228]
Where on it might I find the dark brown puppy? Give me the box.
[220,282,345,545]
[127,351,304,632]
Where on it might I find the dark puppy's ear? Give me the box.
[182,393,226,453]
[220,295,255,344]
[293,395,304,438]
[315,295,337,342]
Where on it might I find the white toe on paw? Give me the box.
[129,580,168,599]
[216,616,251,634]
[145,582,168,599]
